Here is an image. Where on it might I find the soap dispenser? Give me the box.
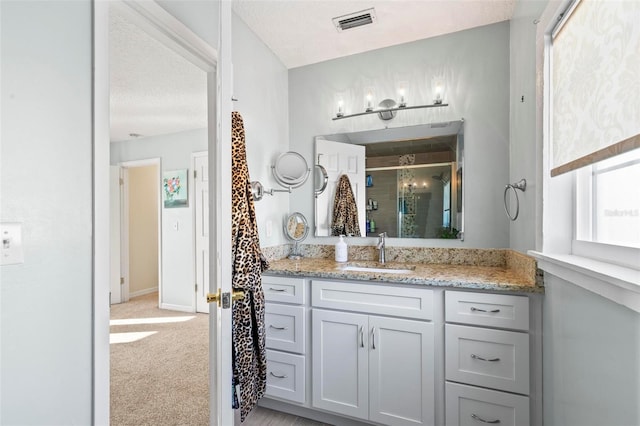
[335,235,348,262]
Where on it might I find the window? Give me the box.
[576,148,640,249]
[549,0,640,268]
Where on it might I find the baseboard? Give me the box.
[129,287,157,298]
[160,303,194,313]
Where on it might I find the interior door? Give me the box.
[315,139,366,236]
[109,165,122,304]
[210,0,234,424]
[194,153,210,313]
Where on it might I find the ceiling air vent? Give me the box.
[332,8,377,32]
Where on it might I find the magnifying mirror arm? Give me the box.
[264,186,292,195]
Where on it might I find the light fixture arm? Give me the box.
[332,101,448,121]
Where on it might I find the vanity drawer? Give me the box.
[446,382,529,426]
[311,280,433,320]
[265,350,306,404]
[445,324,529,395]
[445,291,529,331]
[263,275,306,304]
[265,303,305,354]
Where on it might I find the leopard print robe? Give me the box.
[231,111,269,421]
[331,174,361,236]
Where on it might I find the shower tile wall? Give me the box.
[366,169,397,237]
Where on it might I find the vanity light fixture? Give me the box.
[332,98,448,121]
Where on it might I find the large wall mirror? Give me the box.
[314,120,464,240]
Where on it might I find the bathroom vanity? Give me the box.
[258,252,543,426]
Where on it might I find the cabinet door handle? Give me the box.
[268,287,286,292]
[471,413,501,423]
[269,325,288,331]
[269,372,288,379]
[470,307,500,313]
[471,354,501,362]
[359,326,364,348]
[371,327,376,350]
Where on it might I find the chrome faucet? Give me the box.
[377,232,387,264]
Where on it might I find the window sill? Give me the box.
[528,251,640,313]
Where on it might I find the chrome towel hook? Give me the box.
[504,179,526,221]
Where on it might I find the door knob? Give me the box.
[207,289,245,308]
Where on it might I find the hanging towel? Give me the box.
[231,111,269,422]
[331,174,362,237]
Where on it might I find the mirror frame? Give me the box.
[314,120,465,241]
[272,151,310,189]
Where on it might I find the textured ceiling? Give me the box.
[109,6,207,143]
[109,1,516,142]
[233,0,516,69]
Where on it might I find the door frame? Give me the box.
[192,150,208,313]
[93,1,219,424]
[119,158,162,304]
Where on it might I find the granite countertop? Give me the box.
[265,257,544,294]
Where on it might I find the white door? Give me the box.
[210,0,234,424]
[110,166,123,304]
[312,309,369,420]
[315,139,366,236]
[194,153,210,313]
[369,316,435,426]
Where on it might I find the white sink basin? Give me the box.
[342,265,414,274]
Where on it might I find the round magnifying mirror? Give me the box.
[314,164,328,196]
[284,212,309,259]
[272,151,310,188]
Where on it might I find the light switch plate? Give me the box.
[1,222,24,265]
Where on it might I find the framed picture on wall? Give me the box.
[163,169,188,208]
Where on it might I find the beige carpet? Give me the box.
[110,292,209,426]
[110,292,328,426]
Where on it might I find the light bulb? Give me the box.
[434,84,443,104]
[366,92,373,111]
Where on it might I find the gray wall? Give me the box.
[543,274,640,426]
[0,1,93,423]
[509,0,547,253]
[232,13,290,248]
[289,22,511,248]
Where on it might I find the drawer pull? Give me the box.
[471,413,501,424]
[268,287,287,292]
[269,372,288,379]
[471,354,501,362]
[269,325,288,331]
[470,307,501,313]
[360,326,364,348]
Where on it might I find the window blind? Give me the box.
[551,0,640,177]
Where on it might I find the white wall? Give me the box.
[289,22,511,248]
[0,1,93,423]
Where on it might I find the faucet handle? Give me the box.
[378,232,387,239]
